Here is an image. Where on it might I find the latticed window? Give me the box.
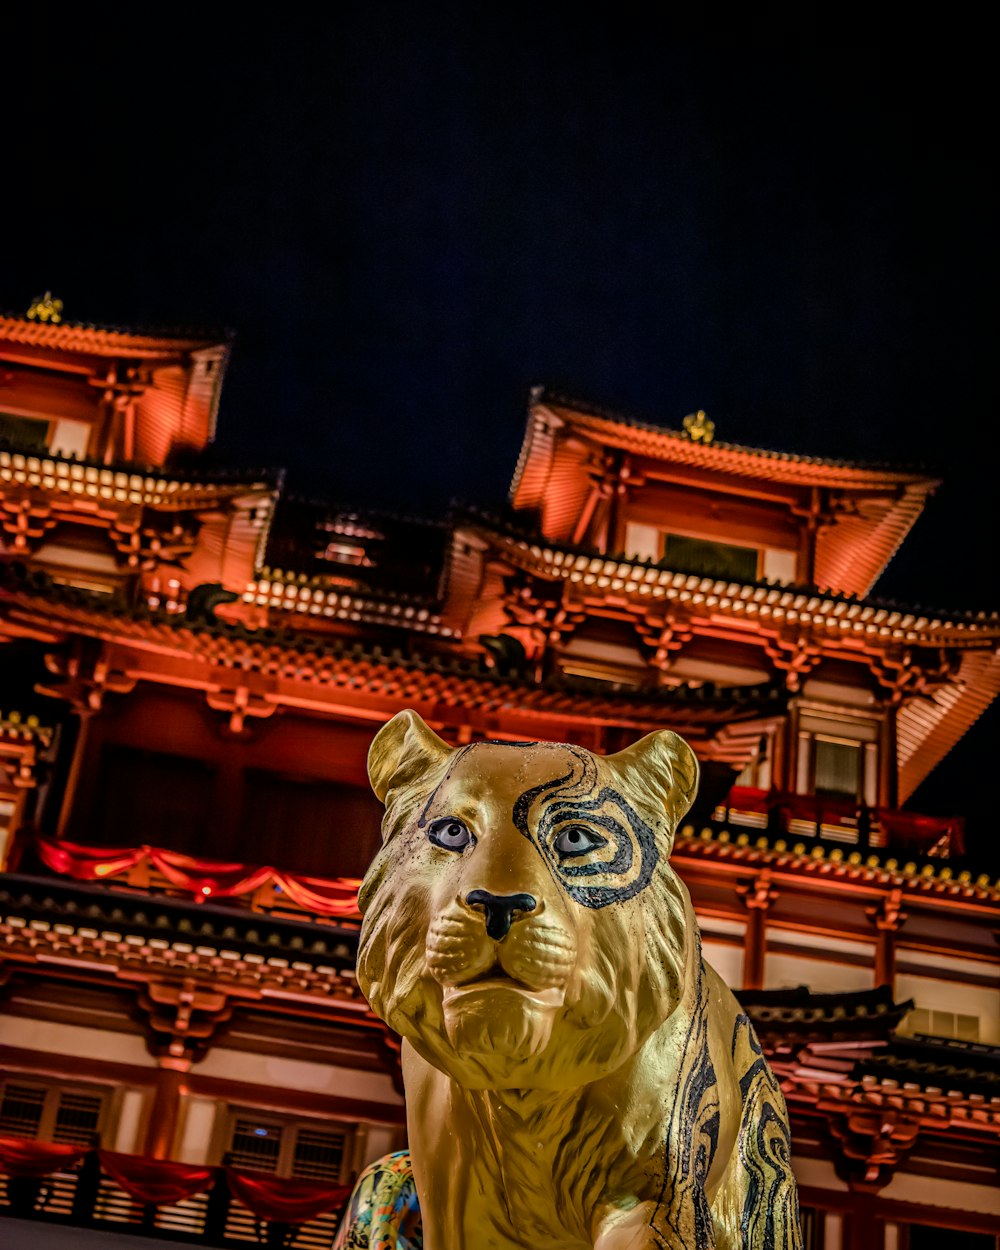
[813,738,861,800]
[0,1080,105,1144]
[227,1112,350,1182]
[0,412,50,451]
[52,1090,105,1144]
[0,1083,46,1138]
[661,534,759,581]
[906,1007,980,1042]
[292,1125,348,1182]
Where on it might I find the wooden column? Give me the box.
[56,707,95,838]
[604,452,624,554]
[143,1062,188,1160]
[868,889,906,989]
[738,870,775,990]
[843,1193,885,1250]
[880,709,898,811]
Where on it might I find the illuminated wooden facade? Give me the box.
[0,312,997,1249]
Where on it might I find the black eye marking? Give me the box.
[552,824,608,858]
[426,817,474,852]
[510,746,661,909]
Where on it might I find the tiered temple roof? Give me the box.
[512,390,941,598]
[1,311,231,465]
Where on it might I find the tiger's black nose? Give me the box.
[466,890,537,941]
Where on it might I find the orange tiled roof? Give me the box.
[455,518,1000,648]
[512,391,940,598]
[0,446,278,509]
[0,572,785,751]
[673,822,1000,902]
[0,311,230,359]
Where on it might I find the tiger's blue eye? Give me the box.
[427,817,473,852]
[553,825,607,858]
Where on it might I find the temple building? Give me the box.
[0,304,997,1250]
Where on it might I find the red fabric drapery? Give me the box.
[0,1141,354,1225]
[98,1150,215,1205]
[35,837,145,881]
[226,1167,352,1225]
[148,848,272,898]
[722,785,772,814]
[0,1135,89,1177]
[272,871,364,916]
[721,789,964,856]
[33,833,362,917]
[877,809,964,854]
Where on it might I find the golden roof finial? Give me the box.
[27,291,63,324]
[682,409,715,444]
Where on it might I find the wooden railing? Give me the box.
[0,1150,348,1249]
[713,787,964,857]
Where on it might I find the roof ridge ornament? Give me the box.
[27,291,63,323]
[682,408,715,444]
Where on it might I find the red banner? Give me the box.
[272,871,364,916]
[98,1150,215,1205]
[0,1140,352,1226]
[720,788,964,854]
[35,837,144,881]
[148,848,272,899]
[0,1135,89,1177]
[877,808,964,855]
[32,833,362,916]
[227,1166,352,1225]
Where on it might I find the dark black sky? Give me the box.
[4,15,996,841]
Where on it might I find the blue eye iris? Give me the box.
[553,825,607,858]
[428,817,473,852]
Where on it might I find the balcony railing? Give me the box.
[0,1138,351,1249]
[713,786,964,857]
[7,831,363,927]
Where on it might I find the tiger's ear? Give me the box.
[368,709,452,805]
[606,729,699,854]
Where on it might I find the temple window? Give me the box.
[902,1007,979,1042]
[0,411,50,451]
[226,1111,352,1182]
[895,962,1000,1045]
[795,712,880,807]
[623,523,797,585]
[813,738,862,799]
[662,534,758,580]
[322,542,369,566]
[0,1079,106,1145]
[0,409,90,458]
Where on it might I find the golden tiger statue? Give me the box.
[350,710,801,1250]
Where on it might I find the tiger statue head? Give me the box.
[357,709,699,1092]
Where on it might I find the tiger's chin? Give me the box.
[434,978,565,1077]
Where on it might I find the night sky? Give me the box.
[5,16,996,846]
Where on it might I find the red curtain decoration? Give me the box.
[0,1135,90,1177]
[226,1167,352,1225]
[148,849,272,899]
[98,1150,215,1205]
[877,809,965,855]
[722,786,772,814]
[271,872,364,916]
[35,836,145,881]
[0,1141,355,1226]
[33,833,362,917]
